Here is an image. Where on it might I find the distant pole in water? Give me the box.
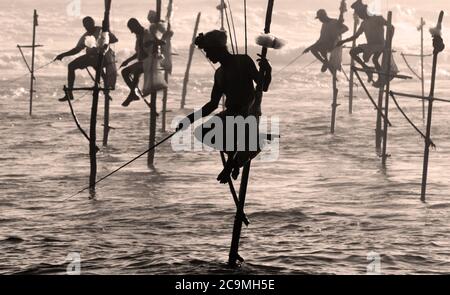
[420,17,426,122]
[421,11,445,202]
[161,0,174,133]
[180,12,201,109]
[381,12,393,166]
[29,10,38,116]
[90,0,112,195]
[148,0,162,167]
[331,71,339,134]
[103,91,111,146]
[220,0,225,30]
[348,13,359,114]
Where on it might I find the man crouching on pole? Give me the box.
[176,30,272,184]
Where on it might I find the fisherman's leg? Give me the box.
[60,55,95,101]
[350,47,373,82]
[311,49,329,72]
[371,52,384,88]
[121,62,144,107]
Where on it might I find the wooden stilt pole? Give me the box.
[90,0,112,195]
[381,12,393,166]
[420,17,426,122]
[162,70,169,132]
[421,11,445,202]
[228,0,275,268]
[181,13,201,109]
[348,13,358,114]
[103,92,110,146]
[148,0,162,167]
[29,10,38,116]
[331,71,338,134]
[375,83,384,153]
[148,92,157,167]
[228,161,251,267]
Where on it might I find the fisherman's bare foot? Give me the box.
[232,167,240,180]
[372,79,384,88]
[217,167,233,184]
[58,95,74,102]
[365,70,373,83]
[122,92,140,107]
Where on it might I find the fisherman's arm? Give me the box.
[55,47,84,61]
[255,55,272,92]
[109,32,119,44]
[336,25,363,46]
[177,79,222,131]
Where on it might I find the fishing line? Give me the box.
[244,0,248,55]
[61,132,178,202]
[224,6,236,54]
[2,60,55,83]
[226,0,239,54]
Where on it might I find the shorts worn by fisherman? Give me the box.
[57,20,118,102]
[178,30,272,183]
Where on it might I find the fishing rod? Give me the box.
[63,131,178,201]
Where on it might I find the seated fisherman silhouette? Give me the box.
[176,30,272,184]
[336,0,395,87]
[120,18,150,107]
[55,16,118,101]
[303,8,349,73]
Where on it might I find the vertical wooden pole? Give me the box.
[90,0,112,195]
[421,11,444,202]
[161,70,169,132]
[375,84,384,152]
[348,13,358,114]
[381,12,393,166]
[420,17,425,122]
[181,12,201,109]
[148,0,162,167]
[228,162,251,267]
[29,10,38,117]
[148,92,157,167]
[103,93,110,146]
[220,0,225,30]
[331,71,338,134]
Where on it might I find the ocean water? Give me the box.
[1,57,450,275]
[2,0,450,276]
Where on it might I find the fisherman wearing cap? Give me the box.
[120,18,151,107]
[304,9,349,73]
[55,16,119,102]
[337,0,394,86]
[176,30,272,184]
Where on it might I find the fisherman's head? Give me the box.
[315,9,330,23]
[148,10,158,24]
[195,30,228,64]
[127,18,144,34]
[351,0,369,19]
[82,16,96,33]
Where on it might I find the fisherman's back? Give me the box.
[215,54,258,115]
[361,15,386,46]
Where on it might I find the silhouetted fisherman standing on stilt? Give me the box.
[303,8,348,73]
[337,0,395,87]
[55,16,118,101]
[176,30,272,183]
